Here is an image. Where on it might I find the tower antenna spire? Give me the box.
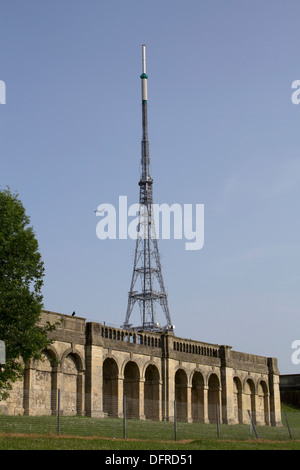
[123,46,173,333]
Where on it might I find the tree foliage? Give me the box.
[0,188,55,399]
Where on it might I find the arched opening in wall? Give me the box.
[175,369,187,422]
[144,364,160,421]
[124,361,140,419]
[103,358,118,417]
[244,379,256,424]
[208,374,220,423]
[191,371,204,422]
[257,381,269,425]
[28,350,56,416]
[62,353,83,416]
[233,377,243,424]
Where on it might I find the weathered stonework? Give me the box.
[0,310,282,426]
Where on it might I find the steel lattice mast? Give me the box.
[123,45,174,333]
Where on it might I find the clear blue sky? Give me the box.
[1,0,300,373]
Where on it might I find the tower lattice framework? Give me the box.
[123,45,173,332]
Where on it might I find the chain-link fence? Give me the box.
[0,389,299,442]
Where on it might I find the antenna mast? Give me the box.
[123,45,174,333]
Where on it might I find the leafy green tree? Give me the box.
[0,188,56,399]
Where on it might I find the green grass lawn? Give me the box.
[1,435,300,450]
[0,404,300,450]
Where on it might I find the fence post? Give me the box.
[57,389,60,436]
[174,401,177,441]
[247,410,259,439]
[284,410,293,440]
[216,404,220,439]
[123,395,126,440]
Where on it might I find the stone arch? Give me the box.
[141,360,159,379]
[123,361,140,419]
[28,348,58,416]
[44,345,60,366]
[191,370,204,422]
[208,373,220,423]
[233,376,243,424]
[60,348,85,372]
[120,358,141,376]
[257,380,269,425]
[244,378,256,423]
[175,368,188,421]
[61,351,84,416]
[144,364,160,420]
[43,348,59,414]
[103,357,119,417]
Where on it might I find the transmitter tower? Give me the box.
[123,46,174,333]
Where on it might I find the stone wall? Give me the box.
[0,310,282,426]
